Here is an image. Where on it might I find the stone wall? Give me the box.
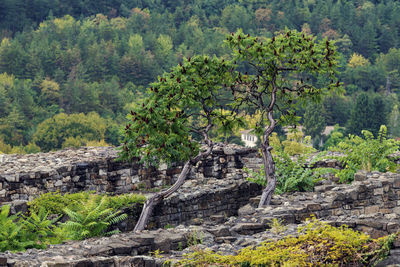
[243,171,400,238]
[151,179,262,228]
[0,145,261,203]
[0,145,264,228]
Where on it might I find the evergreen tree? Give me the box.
[303,102,326,143]
[346,93,374,136]
[388,104,400,138]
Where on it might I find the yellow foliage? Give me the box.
[0,38,11,51]
[110,17,127,30]
[86,139,109,147]
[269,132,282,153]
[62,136,84,149]
[0,73,14,89]
[10,146,26,154]
[348,53,370,68]
[128,34,144,54]
[0,138,12,154]
[40,78,60,101]
[282,130,316,156]
[177,217,397,266]
[38,15,77,34]
[53,15,76,32]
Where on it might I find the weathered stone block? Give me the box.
[364,205,380,214]
[393,207,400,215]
[393,179,400,188]
[230,223,264,235]
[374,188,384,195]
[354,171,367,181]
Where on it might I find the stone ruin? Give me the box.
[0,145,400,266]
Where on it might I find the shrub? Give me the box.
[104,193,146,210]
[21,207,60,248]
[246,151,319,194]
[177,217,397,266]
[282,131,316,156]
[1,192,144,251]
[332,125,399,183]
[28,191,145,215]
[28,191,93,215]
[59,196,128,240]
[0,205,36,252]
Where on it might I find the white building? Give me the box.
[240,130,258,147]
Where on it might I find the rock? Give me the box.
[238,204,256,216]
[230,223,265,235]
[375,249,400,266]
[207,226,231,237]
[223,147,236,155]
[209,215,225,224]
[0,257,7,266]
[215,236,236,244]
[154,232,185,252]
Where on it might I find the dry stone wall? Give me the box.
[0,145,264,227]
[0,145,261,203]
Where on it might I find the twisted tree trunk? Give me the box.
[258,80,278,208]
[133,146,213,231]
[258,139,276,207]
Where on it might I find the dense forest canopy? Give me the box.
[0,0,400,153]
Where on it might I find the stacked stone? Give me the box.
[0,145,263,203]
[3,169,400,267]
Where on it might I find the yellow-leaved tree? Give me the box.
[348,53,370,68]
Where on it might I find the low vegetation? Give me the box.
[330,125,400,183]
[177,217,397,266]
[246,132,324,194]
[247,125,400,192]
[0,191,145,252]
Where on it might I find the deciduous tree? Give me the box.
[226,29,341,206]
[120,55,241,231]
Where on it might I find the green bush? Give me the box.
[0,205,33,252]
[0,191,145,251]
[104,193,146,210]
[332,125,399,183]
[21,207,60,248]
[177,217,397,266]
[246,151,319,194]
[28,191,145,215]
[59,196,128,240]
[28,191,93,215]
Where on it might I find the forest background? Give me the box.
[0,0,400,153]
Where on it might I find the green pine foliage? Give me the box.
[303,102,326,143]
[0,1,400,151]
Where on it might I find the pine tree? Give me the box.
[388,104,400,137]
[346,93,374,136]
[303,102,326,143]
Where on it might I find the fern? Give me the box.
[59,195,128,240]
[0,205,36,252]
[21,207,59,249]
